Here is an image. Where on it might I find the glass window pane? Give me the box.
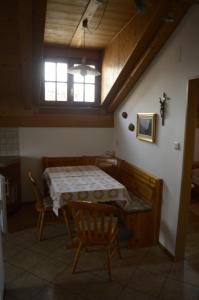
[85,65,95,83]
[74,83,84,102]
[45,82,56,101]
[45,62,56,81]
[57,83,67,101]
[85,84,95,102]
[57,63,68,82]
[73,65,84,83]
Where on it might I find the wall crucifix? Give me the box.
[159,92,169,126]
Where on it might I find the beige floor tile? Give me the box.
[5,263,25,285]
[114,247,148,267]
[48,247,75,264]
[138,253,173,276]
[3,243,23,261]
[159,278,199,300]
[4,290,18,300]
[7,248,47,271]
[53,268,97,294]
[146,245,170,258]
[72,249,107,272]
[30,236,68,255]
[35,285,86,300]
[126,268,165,297]
[120,287,157,300]
[94,264,136,285]
[169,260,199,288]
[74,277,124,300]
[29,257,67,282]
[2,235,23,250]
[6,271,49,300]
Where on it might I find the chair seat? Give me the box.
[43,196,53,209]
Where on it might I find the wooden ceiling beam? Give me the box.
[0,112,114,128]
[70,0,102,47]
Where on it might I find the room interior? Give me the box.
[0,0,199,299]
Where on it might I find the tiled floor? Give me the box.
[2,206,199,300]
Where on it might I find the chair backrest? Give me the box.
[27,171,44,210]
[68,201,119,246]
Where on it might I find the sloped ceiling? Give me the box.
[0,0,196,127]
[44,0,138,48]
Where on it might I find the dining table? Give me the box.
[43,165,131,215]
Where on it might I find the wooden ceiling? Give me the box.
[44,0,138,48]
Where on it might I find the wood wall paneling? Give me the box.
[18,0,33,110]
[0,0,33,115]
[107,1,194,112]
[0,113,114,128]
[43,44,103,61]
[101,0,194,112]
[101,0,170,105]
[32,0,47,108]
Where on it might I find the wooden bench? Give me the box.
[42,156,162,248]
[116,160,162,247]
[192,161,199,194]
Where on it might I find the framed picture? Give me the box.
[136,113,157,143]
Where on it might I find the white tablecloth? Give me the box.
[43,165,130,215]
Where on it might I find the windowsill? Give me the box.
[39,100,101,110]
[38,100,107,115]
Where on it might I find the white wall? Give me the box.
[194,128,199,161]
[114,5,199,255]
[19,127,114,202]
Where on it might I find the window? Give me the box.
[44,62,68,101]
[44,61,99,105]
[73,65,95,103]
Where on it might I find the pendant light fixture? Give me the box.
[67,18,101,77]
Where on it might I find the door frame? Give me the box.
[175,78,199,260]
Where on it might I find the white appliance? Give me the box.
[0,175,7,234]
[0,174,7,300]
[0,230,4,300]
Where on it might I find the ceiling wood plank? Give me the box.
[45,0,136,48]
[70,0,101,47]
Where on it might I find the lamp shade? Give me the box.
[67,64,101,77]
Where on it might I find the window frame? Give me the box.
[41,57,101,108]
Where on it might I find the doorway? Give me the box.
[175,78,199,260]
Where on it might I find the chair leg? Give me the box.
[61,207,73,242]
[39,211,45,241]
[106,247,112,282]
[72,242,82,274]
[37,212,42,229]
[116,239,122,259]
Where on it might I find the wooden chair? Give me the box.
[27,171,72,241]
[68,201,122,281]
